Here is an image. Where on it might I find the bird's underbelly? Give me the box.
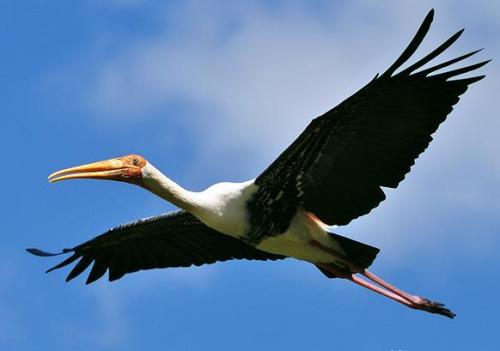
[256,209,345,263]
[192,181,345,263]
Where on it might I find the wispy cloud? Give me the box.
[89,285,128,349]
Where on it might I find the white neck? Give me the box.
[141,163,202,213]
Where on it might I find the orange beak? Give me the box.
[48,157,142,184]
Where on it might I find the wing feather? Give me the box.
[249,9,488,234]
[27,210,285,283]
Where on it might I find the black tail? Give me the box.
[317,232,380,279]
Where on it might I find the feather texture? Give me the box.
[27,210,285,284]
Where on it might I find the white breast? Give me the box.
[193,179,257,237]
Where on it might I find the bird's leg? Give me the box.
[315,262,455,318]
[360,269,422,304]
[311,241,456,318]
[315,262,413,306]
[360,268,455,318]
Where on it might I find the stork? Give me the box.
[28,10,488,319]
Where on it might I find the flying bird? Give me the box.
[28,10,488,319]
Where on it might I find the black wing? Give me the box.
[247,10,488,242]
[27,210,285,284]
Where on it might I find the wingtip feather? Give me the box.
[437,60,490,80]
[427,9,435,21]
[381,9,435,78]
[26,248,62,257]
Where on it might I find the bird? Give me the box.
[27,9,488,319]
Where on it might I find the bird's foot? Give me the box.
[410,297,456,319]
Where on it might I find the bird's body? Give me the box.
[28,10,489,319]
[144,165,342,263]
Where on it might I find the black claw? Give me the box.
[416,298,456,319]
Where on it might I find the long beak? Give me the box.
[48,158,126,183]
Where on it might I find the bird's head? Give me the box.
[48,154,149,186]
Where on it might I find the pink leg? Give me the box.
[361,268,455,317]
[361,269,421,304]
[349,274,414,307]
[314,261,455,318]
[316,262,413,307]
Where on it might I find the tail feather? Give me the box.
[317,232,380,279]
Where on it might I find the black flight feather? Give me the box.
[247,9,488,243]
[27,210,285,284]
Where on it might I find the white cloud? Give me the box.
[89,285,128,349]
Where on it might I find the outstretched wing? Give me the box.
[248,10,488,242]
[27,210,285,284]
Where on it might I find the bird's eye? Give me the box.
[132,157,141,166]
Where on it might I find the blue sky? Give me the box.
[1,0,499,350]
